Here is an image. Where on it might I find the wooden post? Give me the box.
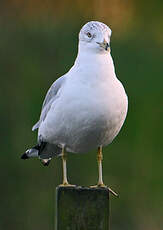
[55,186,110,230]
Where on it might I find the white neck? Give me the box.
[74,42,115,75]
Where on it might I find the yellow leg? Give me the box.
[97,146,104,186]
[59,146,76,187]
[91,146,119,197]
[61,146,69,185]
[91,146,104,187]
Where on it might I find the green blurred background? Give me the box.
[1,0,163,229]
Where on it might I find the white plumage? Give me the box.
[22,21,128,187]
[38,21,128,153]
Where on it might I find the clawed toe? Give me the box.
[90,184,118,197]
[59,183,76,187]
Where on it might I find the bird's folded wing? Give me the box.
[32,75,66,131]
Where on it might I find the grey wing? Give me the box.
[32,75,66,131]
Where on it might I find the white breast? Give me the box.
[39,53,128,153]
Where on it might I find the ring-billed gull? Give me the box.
[21,21,128,190]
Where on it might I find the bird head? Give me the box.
[79,21,112,53]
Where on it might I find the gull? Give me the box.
[21,21,128,190]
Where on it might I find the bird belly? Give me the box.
[39,78,128,153]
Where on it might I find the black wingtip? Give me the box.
[21,153,29,160]
[43,162,50,166]
[41,158,51,166]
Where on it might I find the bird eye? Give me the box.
[86,32,92,38]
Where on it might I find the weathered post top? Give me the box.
[55,186,110,230]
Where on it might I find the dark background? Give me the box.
[1,1,163,229]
